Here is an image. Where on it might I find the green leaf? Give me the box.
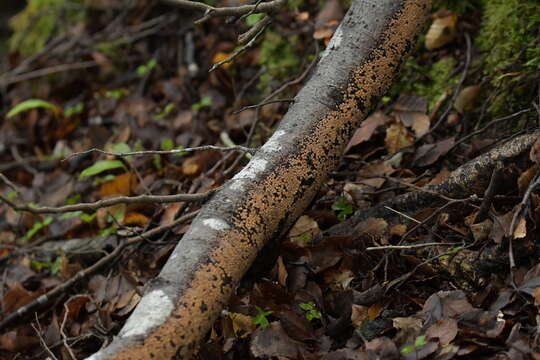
[80,212,96,223]
[160,138,175,151]
[99,226,117,237]
[153,154,162,170]
[50,256,63,274]
[7,99,60,118]
[155,103,175,119]
[80,160,125,178]
[414,335,427,347]
[64,102,84,117]
[111,142,131,154]
[401,345,415,355]
[332,196,353,222]
[6,191,18,199]
[299,302,315,311]
[191,96,213,111]
[246,13,264,26]
[252,306,273,328]
[105,89,126,99]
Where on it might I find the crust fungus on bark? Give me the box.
[86,1,431,359]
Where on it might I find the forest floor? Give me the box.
[1,0,540,359]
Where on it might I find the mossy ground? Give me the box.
[390,0,539,118]
[10,0,85,57]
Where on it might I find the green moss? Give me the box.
[9,0,85,56]
[476,0,540,114]
[257,30,301,94]
[477,0,540,73]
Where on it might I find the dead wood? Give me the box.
[86,1,431,359]
[329,131,540,235]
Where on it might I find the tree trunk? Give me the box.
[86,1,431,359]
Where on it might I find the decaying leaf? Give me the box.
[345,111,390,152]
[425,13,458,50]
[385,122,414,154]
[454,85,481,113]
[413,137,454,167]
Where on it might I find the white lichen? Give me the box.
[119,289,174,338]
[203,218,230,231]
[260,130,286,153]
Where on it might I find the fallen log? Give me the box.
[329,131,540,235]
[87,1,431,358]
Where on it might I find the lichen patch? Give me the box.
[119,289,174,338]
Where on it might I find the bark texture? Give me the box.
[86,1,431,359]
[329,131,540,235]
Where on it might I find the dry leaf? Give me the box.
[518,165,538,194]
[212,52,233,69]
[530,136,540,163]
[385,122,414,154]
[454,85,481,113]
[425,14,458,50]
[345,112,389,152]
[413,137,454,167]
[513,216,527,239]
[288,215,321,247]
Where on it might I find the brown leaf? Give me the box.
[345,112,390,152]
[426,319,458,346]
[288,215,321,247]
[250,322,302,358]
[530,136,540,163]
[518,165,538,195]
[513,216,527,239]
[413,137,454,167]
[422,290,475,326]
[100,173,133,198]
[454,85,481,113]
[425,14,458,50]
[385,122,414,154]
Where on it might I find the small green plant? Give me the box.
[79,160,126,178]
[7,99,60,118]
[23,216,54,241]
[299,302,322,321]
[400,335,428,355]
[191,96,212,111]
[160,138,175,151]
[31,255,63,274]
[332,196,353,222]
[155,103,175,119]
[64,102,84,117]
[252,306,273,328]
[105,89,127,100]
[137,58,158,77]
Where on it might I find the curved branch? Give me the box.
[87,1,432,359]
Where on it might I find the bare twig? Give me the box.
[238,14,272,45]
[33,314,58,360]
[160,0,286,24]
[367,242,460,251]
[233,98,294,114]
[0,191,212,215]
[64,145,257,161]
[0,61,98,87]
[0,172,22,196]
[209,22,268,72]
[0,210,198,331]
[448,108,532,153]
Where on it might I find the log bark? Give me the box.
[86,1,431,359]
[329,131,540,235]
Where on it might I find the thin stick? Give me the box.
[64,145,257,161]
[0,191,212,215]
